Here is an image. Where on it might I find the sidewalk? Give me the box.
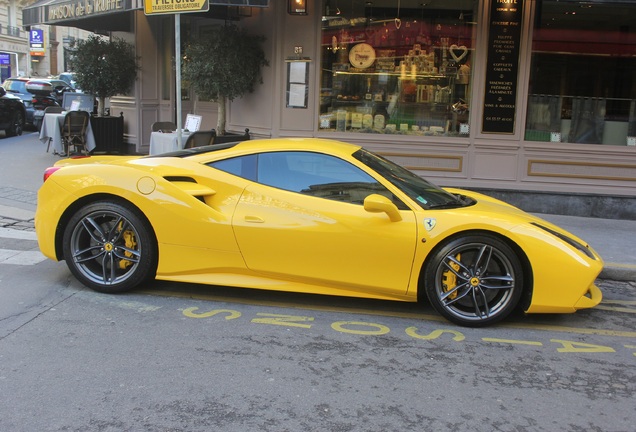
[536,213,636,282]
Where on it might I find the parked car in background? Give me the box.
[1,77,74,129]
[0,86,26,137]
[2,77,35,126]
[58,72,77,90]
[27,79,75,129]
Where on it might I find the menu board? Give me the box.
[481,0,524,134]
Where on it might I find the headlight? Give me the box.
[531,222,595,259]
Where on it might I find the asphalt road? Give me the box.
[0,131,635,431]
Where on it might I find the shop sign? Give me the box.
[29,29,45,56]
[29,29,44,48]
[47,0,125,22]
[0,53,10,65]
[481,0,524,134]
[144,0,209,15]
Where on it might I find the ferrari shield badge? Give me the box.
[423,218,436,231]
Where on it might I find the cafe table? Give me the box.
[39,111,97,155]
[149,130,190,155]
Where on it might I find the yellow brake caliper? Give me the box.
[117,221,137,270]
[442,254,461,300]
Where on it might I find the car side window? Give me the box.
[209,154,257,181]
[257,151,407,208]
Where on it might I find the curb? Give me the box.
[600,264,636,283]
[0,204,35,222]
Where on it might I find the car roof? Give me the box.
[27,78,68,86]
[0,91,22,100]
[147,138,362,160]
[2,78,29,94]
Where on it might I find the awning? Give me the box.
[23,0,269,31]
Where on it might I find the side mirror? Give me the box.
[0,87,6,97]
[364,194,402,222]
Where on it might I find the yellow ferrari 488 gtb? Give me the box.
[35,138,603,326]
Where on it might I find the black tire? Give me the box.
[424,234,523,327]
[6,110,24,137]
[62,201,157,293]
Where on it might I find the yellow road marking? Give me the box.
[602,300,636,305]
[596,305,636,313]
[482,338,543,346]
[139,288,636,339]
[331,321,391,335]
[406,328,465,341]
[183,307,241,319]
[551,339,616,353]
[597,299,636,314]
[605,262,636,270]
[252,313,315,328]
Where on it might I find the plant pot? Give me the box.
[90,113,125,154]
[213,128,250,144]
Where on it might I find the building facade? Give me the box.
[1,0,91,79]
[22,0,636,217]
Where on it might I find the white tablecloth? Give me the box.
[149,131,190,155]
[39,112,97,155]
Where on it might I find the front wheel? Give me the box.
[424,234,523,327]
[62,201,157,293]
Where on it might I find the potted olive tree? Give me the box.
[69,35,139,153]
[182,24,268,138]
[71,35,139,116]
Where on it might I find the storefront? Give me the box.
[23,0,636,217]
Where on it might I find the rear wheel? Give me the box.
[62,201,157,293]
[424,234,523,327]
[6,110,24,137]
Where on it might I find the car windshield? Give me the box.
[3,80,27,93]
[353,148,474,210]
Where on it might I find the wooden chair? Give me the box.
[43,106,65,153]
[184,130,216,149]
[61,111,91,155]
[151,121,177,132]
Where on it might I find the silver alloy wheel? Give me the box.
[69,209,143,286]
[426,236,523,326]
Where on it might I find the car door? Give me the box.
[228,151,418,297]
[0,90,9,129]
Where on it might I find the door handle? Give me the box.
[244,215,265,223]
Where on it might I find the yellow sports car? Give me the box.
[35,138,603,326]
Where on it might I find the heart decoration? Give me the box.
[395,18,402,29]
[449,44,468,63]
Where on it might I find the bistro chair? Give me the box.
[61,110,91,155]
[43,106,65,153]
[151,121,177,132]
[184,130,216,149]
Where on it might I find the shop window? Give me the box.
[525,0,636,146]
[319,0,476,137]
